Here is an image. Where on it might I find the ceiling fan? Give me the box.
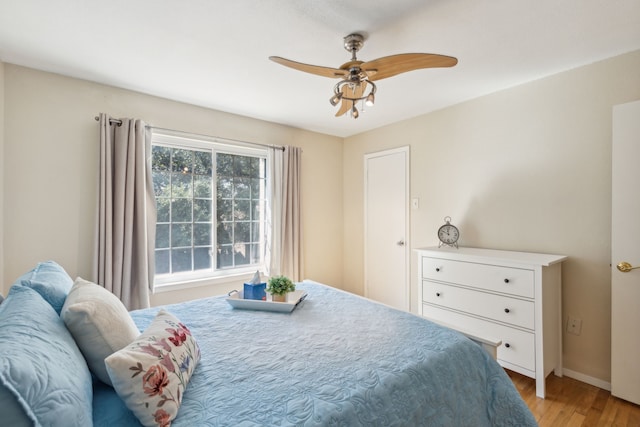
[269,33,457,119]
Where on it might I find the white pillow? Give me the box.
[105,309,200,427]
[61,277,140,385]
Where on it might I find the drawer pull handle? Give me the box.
[504,278,510,283]
[504,343,511,348]
[436,292,441,297]
[504,308,510,313]
[435,267,440,272]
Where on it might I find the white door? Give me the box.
[364,147,409,311]
[611,99,640,404]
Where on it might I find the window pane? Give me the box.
[194,223,211,246]
[233,243,249,266]
[194,199,211,222]
[250,243,261,264]
[234,200,250,221]
[153,171,171,197]
[250,157,259,175]
[172,172,192,196]
[218,199,232,221]
[194,151,212,176]
[156,198,170,222]
[234,222,250,244]
[152,146,171,171]
[251,221,260,242]
[251,200,263,221]
[217,177,233,199]
[172,249,192,273]
[233,156,252,177]
[155,250,170,274]
[217,153,233,176]
[171,224,192,247]
[156,224,170,248]
[217,245,233,268]
[217,222,232,245]
[172,149,194,173]
[250,178,263,199]
[171,199,193,222]
[194,175,212,198]
[234,177,251,199]
[194,247,211,270]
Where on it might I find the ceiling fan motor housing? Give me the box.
[348,67,363,81]
[344,34,364,55]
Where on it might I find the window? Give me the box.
[151,133,267,286]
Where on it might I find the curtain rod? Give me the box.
[94,116,285,151]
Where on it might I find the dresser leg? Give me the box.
[535,375,546,399]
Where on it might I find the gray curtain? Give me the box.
[94,114,156,310]
[266,146,303,281]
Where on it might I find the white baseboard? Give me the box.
[562,368,611,391]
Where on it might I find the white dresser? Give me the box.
[416,246,566,398]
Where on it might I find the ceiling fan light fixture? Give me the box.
[333,78,376,118]
[329,92,342,106]
[365,92,375,107]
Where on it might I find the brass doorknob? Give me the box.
[617,261,640,273]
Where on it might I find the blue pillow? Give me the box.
[0,385,30,427]
[17,260,73,314]
[0,285,93,426]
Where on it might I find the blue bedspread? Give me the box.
[93,281,537,426]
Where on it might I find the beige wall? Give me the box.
[344,50,640,384]
[1,65,343,304]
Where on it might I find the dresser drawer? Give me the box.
[422,257,534,298]
[423,303,535,372]
[423,281,534,330]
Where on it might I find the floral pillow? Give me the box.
[105,309,200,427]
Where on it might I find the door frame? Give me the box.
[363,146,410,310]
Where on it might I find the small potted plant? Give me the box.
[266,275,295,302]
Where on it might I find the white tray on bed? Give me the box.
[226,290,307,313]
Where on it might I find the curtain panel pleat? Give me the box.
[281,146,303,281]
[265,148,283,277]
[94,113,156,310]
[266,146,303,281]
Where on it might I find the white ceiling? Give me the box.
[1,0,639,138]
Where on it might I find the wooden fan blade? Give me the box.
[334,81,367,117]
[335,98,353,117]
[335,85,353,117]
[269,56,348,79]
[362,53,458,81]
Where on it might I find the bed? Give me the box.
[0,262,537,426]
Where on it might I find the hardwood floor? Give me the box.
[506,370,640,426]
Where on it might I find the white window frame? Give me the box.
[151,131,268,292]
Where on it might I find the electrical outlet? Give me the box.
[567,316,582,336]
